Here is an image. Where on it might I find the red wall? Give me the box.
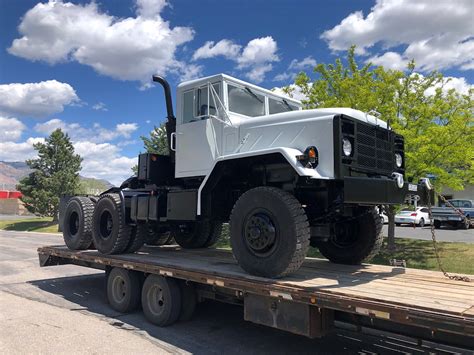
[0,191,22,199]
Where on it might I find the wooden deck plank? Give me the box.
[40,245,474,320]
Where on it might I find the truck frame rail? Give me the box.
[38,245,473,349]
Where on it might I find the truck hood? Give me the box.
[237,108,388,129]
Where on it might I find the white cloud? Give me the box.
[0,80,79,118]
[74,141,136,185]
[34,119,138,143]
[424,75,473,96]
[272,84,308,102]
[288,56,317,71]
[192,36,279,83]
[274,56,317,82]
[0,117,26,141]
[9,0,194,82]
[367,52,409,71]
[92,102,108,111]
[0,137,45,162]
[321,0,474,71]
[192,39,242,60]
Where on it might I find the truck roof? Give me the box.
[178,73,302,105]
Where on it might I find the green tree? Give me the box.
[289,46,473,248]
[17,129,82,222]
[132,122,169,174]
[141,122,169,155]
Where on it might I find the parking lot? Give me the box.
[383,224,473,243]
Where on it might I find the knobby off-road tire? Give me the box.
[92,193,132,254]
[107,267,141,313]
[145,225,173,246]
[173,220,223,249]
[230,186,310,278]
[123,226,143,253]
[142,275,182,326]
[316,208,383,265]
[63,196,94,250]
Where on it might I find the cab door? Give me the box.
[175,84,223,178]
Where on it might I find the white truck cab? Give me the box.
[61,73,432,279]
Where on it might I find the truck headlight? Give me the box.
[395,153,403,168]
[342,138,352,157]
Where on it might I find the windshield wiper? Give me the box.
[245,87,264,103]
[282,99,294,111]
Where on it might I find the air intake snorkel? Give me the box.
[152,75,176,162]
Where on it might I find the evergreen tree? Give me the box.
[17,129,82,222]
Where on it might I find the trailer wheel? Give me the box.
[316,208,383,265]
[178,281,197,321]
[107,267,141,313]
[63,196,94,250]
[230,187,310,278]
[92,193,132,254]
[142,275,181,326]
[173,221,221,249]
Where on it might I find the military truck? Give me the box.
[61,74,432,278]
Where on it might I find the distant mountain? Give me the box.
[0,161,113,192]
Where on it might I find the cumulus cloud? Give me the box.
[0,137,45,162]
[34,119,138,143]
[74,141,137,184]
[9,0,195,82]
[272,85,308,102]
[367,52,409,71]
[0,117,26,141]
[92,102,108,111]
[424,75,473,96]
[0,80,79,118]
[192,39,242,60]
[274,56,317,82]
[321,0,474,71]
[192,36,279,83]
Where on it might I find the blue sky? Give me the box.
[0,0,473,184]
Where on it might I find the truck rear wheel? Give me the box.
[316,208,383,265]
[142,275,181,326]
[173,221,222,249]
[63,196,94,250]
[230,187,310,278]
[107,267,141,313]
[145,225,173,246]
[92,193,132,254]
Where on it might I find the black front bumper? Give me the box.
[343,177,433,205]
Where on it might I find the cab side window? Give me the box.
[182,90,195,124]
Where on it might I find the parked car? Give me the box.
[431,199,473,230]
[395,207,431,227]
[376,207,389,224]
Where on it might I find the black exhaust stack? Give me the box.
[153,75,176,162]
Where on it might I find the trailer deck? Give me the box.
[38,245,474,348]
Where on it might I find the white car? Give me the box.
[395,207,431,227]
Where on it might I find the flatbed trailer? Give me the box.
[38,245,473,350]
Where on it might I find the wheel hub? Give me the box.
[99,210,113,239]
[244,213,276,254]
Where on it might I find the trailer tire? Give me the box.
[173,221,221,249]
[107,267,141,313]
[63,196,94,250]
[230,187,310,278]
[316,208,383,265]
[178,281,197,321]
[142,275,181,326]
[92,193,132,254]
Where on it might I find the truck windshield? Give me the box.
[228,84,265,117]
[269,97,298,114]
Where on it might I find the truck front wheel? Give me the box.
[230,187,310,278]
[92,193,132,254]
[316,208,383,265]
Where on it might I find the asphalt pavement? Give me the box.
[0,230,469,354]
